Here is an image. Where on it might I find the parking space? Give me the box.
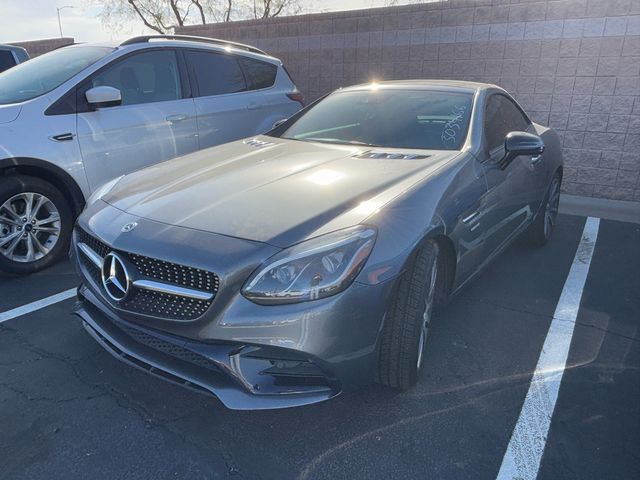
[0,214,638,480]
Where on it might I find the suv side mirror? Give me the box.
[500,131,544,169]
[86,86,122,110]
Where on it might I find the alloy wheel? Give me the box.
[544,177,560,240]
[417,253,438,370]
[0,192,61,263]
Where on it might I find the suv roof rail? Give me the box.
[120,34,267,55]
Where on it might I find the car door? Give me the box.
[76,49,199,191]
[185,49,265,149]
[478,93,537,258]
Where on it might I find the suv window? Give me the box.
[238,56,277,90]
[0,50,16,73]
[187,50,246,96]
[90,50,181,106]
[484,94,531,151]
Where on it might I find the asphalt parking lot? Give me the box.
[1,213,638,480]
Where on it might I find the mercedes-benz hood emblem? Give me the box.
[121,222,138,232]
[101,252,131,301]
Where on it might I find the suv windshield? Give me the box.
[275,89,474,151]
[0,46,112,105]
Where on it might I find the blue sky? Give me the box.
[1,0,418,43]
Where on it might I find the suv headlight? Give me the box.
[242,226,376,305]
[86,176,123,207]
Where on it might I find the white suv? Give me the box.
[0,35,303,274]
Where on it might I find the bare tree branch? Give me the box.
[225,0,232,22]
[98,0,305,34]
[191,0,206,24]
[168,0,184,26]
[126,0,165,33]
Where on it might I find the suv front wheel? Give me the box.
[0,175,73,274]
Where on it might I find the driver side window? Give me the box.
[90,50,182,106]
[484,94,531,152]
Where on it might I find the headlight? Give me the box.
[242,226,376,305]
[85,176,123,207]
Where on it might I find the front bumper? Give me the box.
[76,285,340,410]
[75,275,395,409]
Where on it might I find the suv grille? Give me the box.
[76,229,219,320]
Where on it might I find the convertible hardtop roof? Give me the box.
[342,79,497,94]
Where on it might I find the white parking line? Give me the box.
[496,217,600,480]
[0,288,77,324]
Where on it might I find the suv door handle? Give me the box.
[50,133,75,142]
[247,102,262,110]
[166,114,188,123]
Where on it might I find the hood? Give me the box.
[0,104,21,124]
[104,137,459,247]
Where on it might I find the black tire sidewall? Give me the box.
[377,241,439,389]
[0,175,73,275]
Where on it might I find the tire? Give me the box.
[377,240,439,389]
[523,171,561,247]
[0,175,73,275]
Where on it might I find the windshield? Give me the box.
[276,89,474,151]
[0,46,112,105]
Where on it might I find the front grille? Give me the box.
[76,228,219,320]
[129,254,215,292]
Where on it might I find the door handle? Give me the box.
[246,102,262,110]
[50,133,75,142]
[166,114,188,123]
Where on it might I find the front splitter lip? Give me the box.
[74,289,340,411]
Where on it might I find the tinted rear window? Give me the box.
[187,50,246,96]
[238,57,277,90]
[0,50,17,73]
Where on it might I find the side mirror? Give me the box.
[86,86,122,110]
[272,118,288,129]
[500,131,544,169]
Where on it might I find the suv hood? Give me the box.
[104,137,458,247]
[0,104,21,124]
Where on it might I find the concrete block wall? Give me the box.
[10,37,75,57]
[179,0,640,202]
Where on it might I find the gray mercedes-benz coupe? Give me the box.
[71,80,562,410]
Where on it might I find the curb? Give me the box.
[560,194,640,225]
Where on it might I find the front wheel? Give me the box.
[524,171,561,247]
[377,240,440,389]
[0,176,73,274]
